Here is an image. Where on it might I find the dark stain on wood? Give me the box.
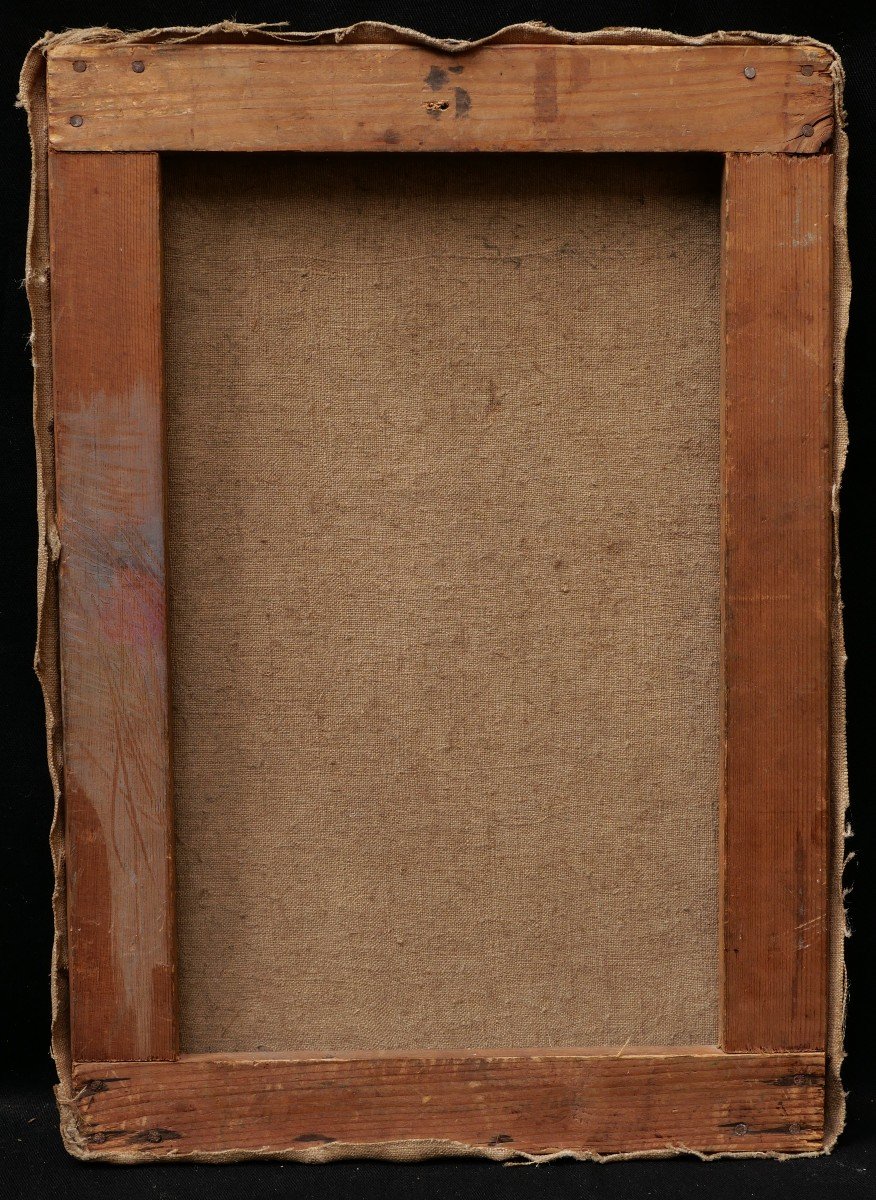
[46,44,836,154]
[534,50,558,123]
[570,52,591,89]
[129,1127,183,1144]
[771,1070,823,1088]
[77,1079,110,1098]
[425,65,448,91]
[65,781,136,1061]
[70,1051,826,1158]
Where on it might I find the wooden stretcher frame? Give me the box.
[46,40,836,1159]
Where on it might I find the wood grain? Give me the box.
[46,44,834,154]
[69,1050,825,1158]
[720,154,833,1052]
[49,151,177,1062]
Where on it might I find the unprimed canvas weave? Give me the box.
[163,152,723,1053]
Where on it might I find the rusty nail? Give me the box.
[788,1123,802,1135]
[743,66,757,80]
[733,1123,748,1137]
[132,60,145,73]
[90,1131,107,1145]
[69,115,84,128]
[146,1130,162,1143]
[801,64,815,76]
[802,124,815,137]
[793,1073,806,1085]
[72,60,87,73]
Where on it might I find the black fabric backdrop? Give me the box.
[2,4,874,1197]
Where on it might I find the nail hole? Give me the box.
[72,60,87,73]
[743,66,757,80]
[802,124,815,137]
[69,115,84,128]
[90,1131,107,1145]
[145,1130,162,1143]
[801,64,815,76]
[793,1073,806,1085]
[132,60,145,74]
[733,1122,747,1137]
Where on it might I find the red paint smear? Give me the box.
[99,565,165,650]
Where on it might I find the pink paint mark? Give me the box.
[99,564,165,651]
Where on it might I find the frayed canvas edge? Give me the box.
[18,19,850,1164]
[18,24,71,1109]
[824,44,851,1157]
[56,1123,833,1167]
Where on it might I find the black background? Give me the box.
[2,4,874,1197]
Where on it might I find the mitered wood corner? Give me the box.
[45,43,833,153]
[68,1051,825,1158]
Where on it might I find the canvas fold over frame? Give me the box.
[20,22,849,1162]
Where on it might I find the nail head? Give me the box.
[90,1131,107,1145]
[132,60,145,73]
[802,124,815,137]
[146,1129,162,1143]
[72,60,87,73]
[733,1122,748,1137]
[69,115,84,128]
[793,1073,806,1085]
[788,1123,802,1135]
[743,66,757,80]
[801,64,815,76]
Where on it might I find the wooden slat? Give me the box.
[720,154,833,1052]
[49,151,177,1062]
[69,1051,825,1157]
[46,44,834,154]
